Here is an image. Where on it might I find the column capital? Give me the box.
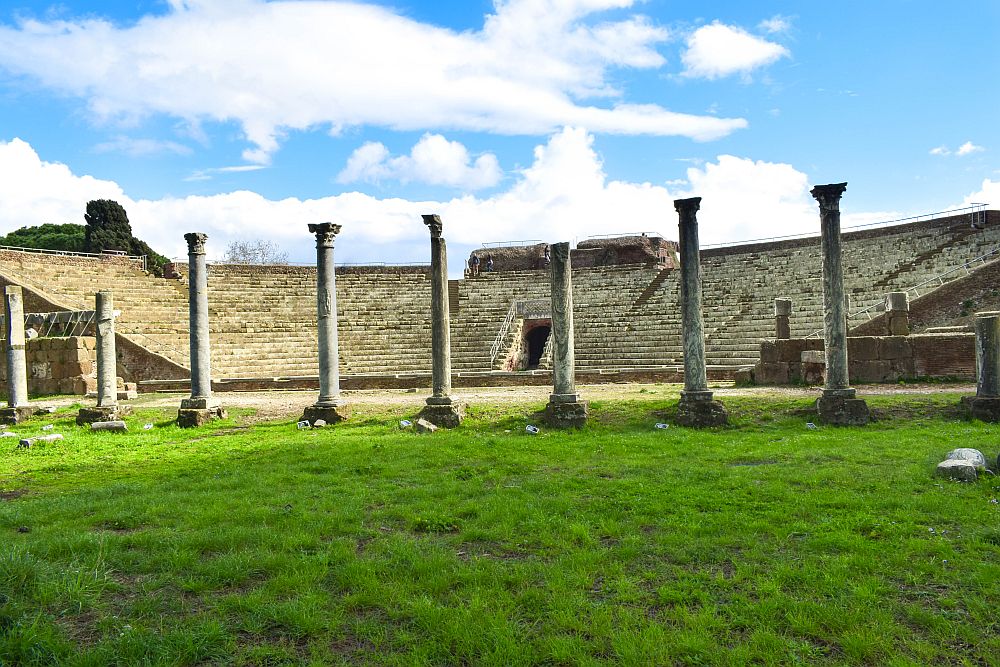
[673,197,701,217]
[810,183,847,211]
[422,214,443,238]
[184,232,208,255]
[308,222,342,248]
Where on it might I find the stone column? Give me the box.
[774,298,792,339]
[811,183,869,425]
[674,198,727,427]
[78,291,132,425]
[177,233,225,427]
[0,286,36,423]
[886,292,910,336]
[963,311,1000,421]
[418,214,464,427]
[543,242,588,427]
[302,222,351,425]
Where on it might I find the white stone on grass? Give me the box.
[935,459,978,482]
[945,448,988,469]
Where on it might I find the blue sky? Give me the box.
[0,0,997,268]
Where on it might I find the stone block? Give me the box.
[301,403,350,426]
[935,459,977,482]
[755,362,789,385]
[849,337,880,361]
[77,405,132,425]
[961,396,1000,423]
[732,367,754,385]
[677,395,728,427]
[415,418,438,433]
[759,340,779,363]
[543,399,589,428]
[778,339,808,362]
[418,401,465,428]
[58,378,77,394]
[888,315,909,337]
[801,362,824,386]
[177,406,227,428]
[0,406,39,424]
[853,360,893,383]
[90,420,128,432]
[881,336,911,360]
[30,362,49,379]
[801,350,825,364]
[73,376,98,395]
[945,448,988,469]
[816,395,870,426]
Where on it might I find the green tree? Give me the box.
[84,199,134,253]
[0,223,86,252]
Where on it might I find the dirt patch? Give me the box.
[0,489,27,501]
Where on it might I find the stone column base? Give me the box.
[177,406,227,428]
[418,400,465,428]
[543,399,589,428]
[302,403,351,426]
[677,393,728,427]
[0,406,39,424]
[816,393,870,426]
[961,396,1000,422]
[77,405,132,426]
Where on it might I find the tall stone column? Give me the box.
[418,214,464,427]
[78,290,132,425]
[302,222,351,425]
[811,183,869,425]
[0,286,36,423]
[177,233,226,427]
[544,242,588,427]
[674,198,727,427]
[774,298,792,339]
[963,311,1000,421]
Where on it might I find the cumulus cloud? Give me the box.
[930,141,986,157]
[681,21,789,80]
[0,0,746,164]
[337,134,502,190]
[959,179,1000,209]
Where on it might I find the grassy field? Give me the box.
[1,388,998,665]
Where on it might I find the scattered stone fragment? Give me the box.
[17,433,64,449]
[525,425,540,434]
[654,423,669,430]
[945,448,988,469]
[90,420,128,432]
[42,425,54,431]
[415,418,438,433]
[16,526,29,533]
[0,432,17,438]
[142,423,154,430]
[312,419,327,428]
[935,459,978,482]
[42,406,56,414]
[399,420,413,429]
[296,420,310,430]
[806,423,818,429]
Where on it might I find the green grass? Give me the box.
[1,391,999,665]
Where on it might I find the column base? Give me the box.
[302,403,351,426]
[543,399,589,428]
[418,399,465,428]
[677,392,728,427]
[0,406,39,425]
[816,391,869,426]
[177,406,227,428]
[961,396,1000,422]
[180,396,220,410]
[77,405,132,426]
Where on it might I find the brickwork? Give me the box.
[0,337,97,396]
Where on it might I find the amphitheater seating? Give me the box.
[1,210,997,380]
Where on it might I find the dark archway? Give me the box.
[525,325,551,369]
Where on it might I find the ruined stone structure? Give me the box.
[0,209,997,392]
[543,242,588,428]
[963,311,1000,421]
[77,291,132,425]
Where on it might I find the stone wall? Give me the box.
[755,333,975,384]
[0,336,97,396]
[468,236,674,273]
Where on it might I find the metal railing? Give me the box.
[0,244,147,270]
[489,300,518,365]
[480,239,543,249]
[703,203,988,250]
[584,231,667,241]
[804,245,1000,338]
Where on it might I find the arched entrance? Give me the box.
[525,325,551,369]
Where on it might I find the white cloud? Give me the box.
[0,0,746,164]
[184,164,267,182]
[930,141,985,157]
[758,16,792,34]
[93,136,192,157]
[0,133,828,267]
[337,134,502,190]
[957,141,985,156]
[681,21,789,80]
[959,179,1000,209]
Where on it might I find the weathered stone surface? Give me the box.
[812,182,852,392]
[881,336,911,360]
[801,350,825,364]
[0,406,39,424]
[675,197,709,394]
[801,361,824,386]
[177,406,227,428]
[816,395,870,426]
[759,340,779,363]
[961,396,1000,423]
[415,417,438,433]
[77,405,132,425]
[543,399,589,428]
[301,403,350,427]
[418,401,465,429]
[935,459,978,482]
[18,433,63,448]
[677,395,728,427]
[312,419,327,428]
[849,336,880,361]
[755,361,789,385]
[5,286,29,409]
[732,367,753,385]
[90,420,127,432]
[945,448,988,469]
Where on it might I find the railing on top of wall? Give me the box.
[803,245,1000,338]
[0,244,147,271]
[490,300,519,365]
[703,203,989,250]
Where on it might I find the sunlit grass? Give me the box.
[1,391,998,665]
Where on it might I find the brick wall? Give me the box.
[755,333,974,384]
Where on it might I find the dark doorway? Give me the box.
[525,326,551,369]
